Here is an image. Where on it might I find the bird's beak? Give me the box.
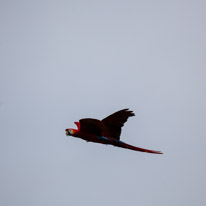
[65,130,69,136]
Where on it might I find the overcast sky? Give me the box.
[0,0,206,205]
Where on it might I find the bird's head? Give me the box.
[65,128,75,136]
[65,122,80,136]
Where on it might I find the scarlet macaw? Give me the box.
[65,109,163,154]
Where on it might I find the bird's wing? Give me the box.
[79,118,104,137]
[102,108,135,140]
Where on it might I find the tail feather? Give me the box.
[115,140,163,154]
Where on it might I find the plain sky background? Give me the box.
[0,0,206,205]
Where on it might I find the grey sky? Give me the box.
[0,0,206,205]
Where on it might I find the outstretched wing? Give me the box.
[102,108,135,140]
[79,118,104,137]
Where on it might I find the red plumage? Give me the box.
[65,109,163,154]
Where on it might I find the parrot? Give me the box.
[65,109,163,154]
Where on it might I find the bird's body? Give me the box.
[65,109,163,154]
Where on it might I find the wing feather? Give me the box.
[79,118,104,137]
[102,109,135,140]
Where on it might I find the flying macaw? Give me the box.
[65,109,163,154]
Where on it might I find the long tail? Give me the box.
[114,140,163,154]
[98,136,163,154]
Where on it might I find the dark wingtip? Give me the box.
[126,108,135,117]
[121,108,135,117]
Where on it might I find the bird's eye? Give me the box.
[65,129,74,136]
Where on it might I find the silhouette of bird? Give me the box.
[65,109,162,154]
